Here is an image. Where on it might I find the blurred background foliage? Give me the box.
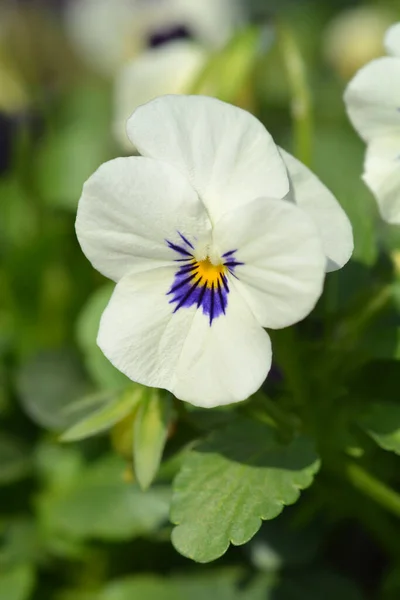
[3,0,400,599]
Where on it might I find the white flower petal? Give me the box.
[212,197,326,329]
[75,156,210,281]
[344,57,400,142]
[385,22,400,57]
[279,149,353,272]
[363,135,400,224]
[113,42,206,151]
[97,267,272,407]
[171,0,244,49]
[127,95,289,222]
[65,0,136,76]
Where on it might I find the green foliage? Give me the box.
[37,453,170,542]
[171,419,319,562]
[0,565,35,600]
[358,402,400,454]
[61,387,143,442]
[133,391,174,490]
[0,433,31,485]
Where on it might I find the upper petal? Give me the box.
[385,22,400,57]
[113,42,207,151]
[212,197,326,329]
[363,135,400,224]
[127,95,290,222]
[344,56,400,142]
[75,156,210,281]
[279,149,353,272]
[97,267,272,408]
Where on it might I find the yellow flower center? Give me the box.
[195,258,227,288]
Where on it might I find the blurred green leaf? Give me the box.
[171,419,320,562]
[34,84,113,211]
[313,127,378,266]
[0,433,30,485]
[0,518,41,570]
[191,25,263,104]
[76,284,130,391]
[61,386,143,442]
[17,348,90,431]
[99,570,274,600]
[134,391,174,491]
[0,564,35,600]
[358,402,400,455]
[39,456,170,542]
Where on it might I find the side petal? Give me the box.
[76,156,210,281]
[113,42,207,151]
[344,57,400,142]
[363,135,400,224]
[213,197,326,329]
[97,267,272,408]
[385,22,400,57]
[126,95,289,222]
[279,149,353,272]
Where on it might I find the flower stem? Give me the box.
[345,461,400,519]
[278,24,313,167]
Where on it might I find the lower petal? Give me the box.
[97,267,271,408]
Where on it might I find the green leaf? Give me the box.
[0,565,35,600]
[0,434,31,485]
[40,456,170,541]
[76,284,130,391]
[61,386,144,442]
[191,26,262,104]
[358,402,400,454]
[170,418,320,562]
[99,570,275,600]
[134,391,174,491]
[17,348,90,431]
[34,84,113,211]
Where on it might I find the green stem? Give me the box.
[345,462,400,519]
[278,24,313,167]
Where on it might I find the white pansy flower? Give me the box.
[76,95,353,408]
[345,22,400,224]
[65,0,243,77]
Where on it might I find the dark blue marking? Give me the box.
[178,232,194,249]
[167,240,192,257]
[166,234,243,325]
[148,24,192,48]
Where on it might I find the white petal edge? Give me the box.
[97,267,272,408]
[113,42,207,151]
[344,56,400,142]
[279,148,353,272]
[212,197,326,329]
[385,22,400,57]
[363,135,400,224]
[127,94,290,223]
[75,156,210,282]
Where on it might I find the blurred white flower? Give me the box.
[76,95,353,407]
[323,6,394,80]
[345,22,400,224]
[113,41,206,149]
[65,0,243,77]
